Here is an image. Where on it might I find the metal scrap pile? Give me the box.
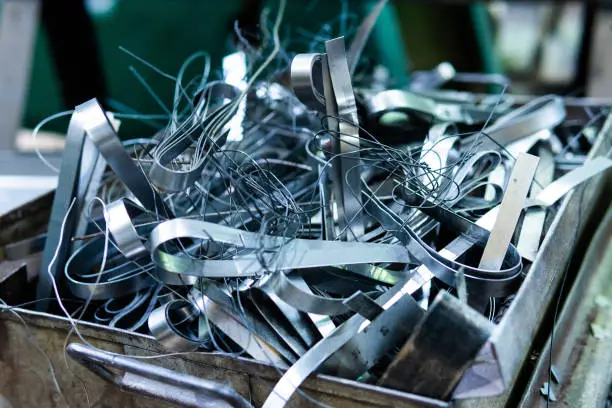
[19,3,612,406]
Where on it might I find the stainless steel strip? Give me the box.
[290,53,325,111]
[107,198,148,259]
[148,299,200,352]
[65,235,155,300]
[326,37,364,240]
[76,99,170,216]
[516,144,555,262]
[478,153,540,271]
[149,219,411,279]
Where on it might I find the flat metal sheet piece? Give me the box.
[478,153,540,270]
[36,113,87,310]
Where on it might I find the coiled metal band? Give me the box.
[106,198,148,260]
[148,299,201,352]
[65,234,155,300]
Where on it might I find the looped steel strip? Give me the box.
[106,198,148,259]
[363,182,523,297]
[75,99,170,216]
[445,150,503,203]
[149,82,240,192]
[148,299,201,352]
[94,285,161,332]
[366,90,439,124]
[290,53,325,111]
[149,219,412,278]
[365,89,496,125]
[65,235,155,300]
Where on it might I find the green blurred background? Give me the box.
[21,1,586,138]
[21,1,489,137]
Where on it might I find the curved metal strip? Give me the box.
[366,90,439,123]
[365,89,498,125]
[444,150,502,205]
[464,95,566,150]
[106,198,148,259]
[290,53,325,111]
[149,87,238,192]
[65,235,155,300]
[362,182,523,297]
[101,285,161,332]
[148,299,201,352]
[75,98,170,216]
[257,272,351,316]
[148,219,412,279]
